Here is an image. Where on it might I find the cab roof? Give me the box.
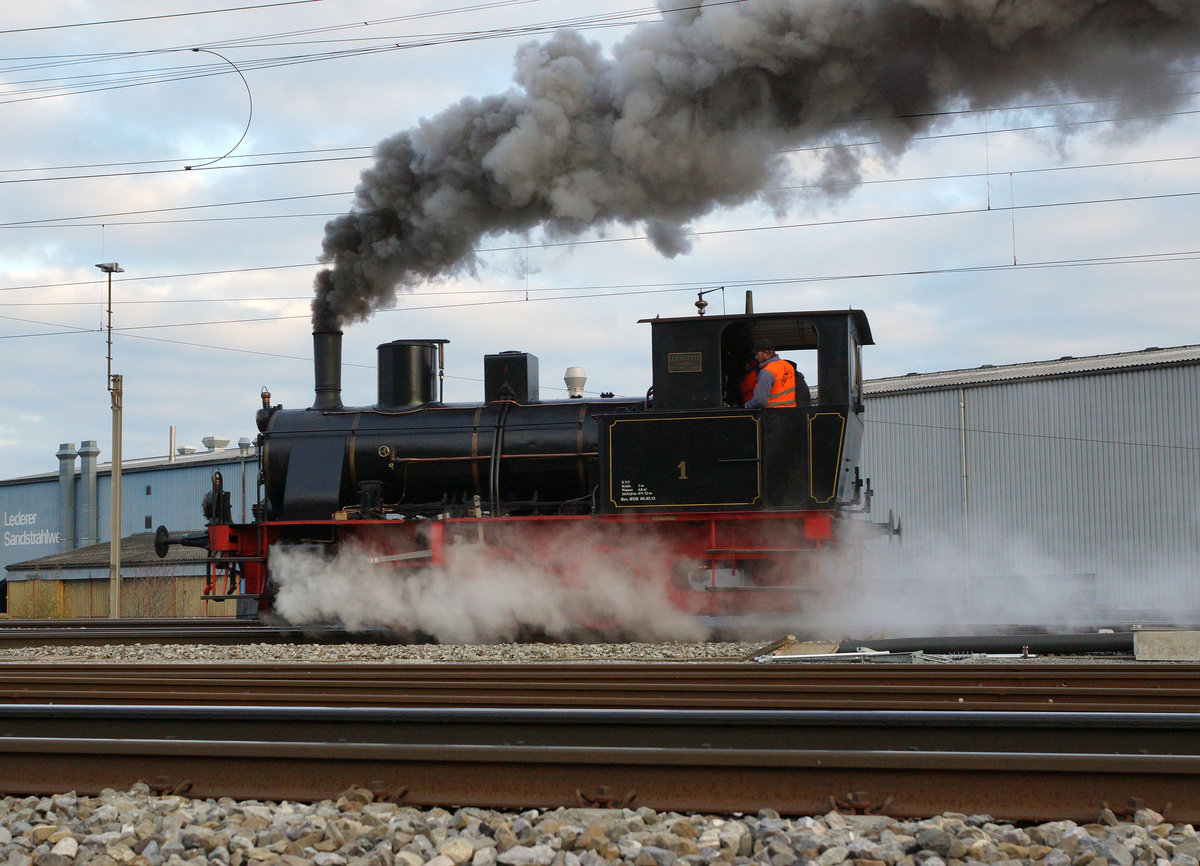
[638,309,874,347]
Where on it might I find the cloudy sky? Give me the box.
[2,0,1199,482]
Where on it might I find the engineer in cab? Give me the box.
[744,342,810,408]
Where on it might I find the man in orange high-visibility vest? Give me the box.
[739,357,759,405]
[745,342,800,408]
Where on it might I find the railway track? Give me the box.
[1,661,1200,711]
[0,617,391,647]
[1,619,1197,821]
[0,660,1198,820]
[0,702,1194,822]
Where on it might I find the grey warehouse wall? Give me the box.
[857,359,1200,627]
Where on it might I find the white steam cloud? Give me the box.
[314,0,1200,327]
[270,534,708,644]
[807,520,1198,641]
[810,531,1090,638]
[269,519,1194,644]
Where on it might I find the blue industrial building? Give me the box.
[1,436,258,616]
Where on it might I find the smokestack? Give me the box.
[78,440,100,547]
[312,329,343,411]
[56,443,77,552]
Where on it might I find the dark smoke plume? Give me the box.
[314,0,1200,328]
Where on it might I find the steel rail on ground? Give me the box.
[2,662,1200,712]
[0,705,1195,822]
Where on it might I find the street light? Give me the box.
[96,263,123,387]
[95,262,124,619]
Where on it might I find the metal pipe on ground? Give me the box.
[838,632,1135,655]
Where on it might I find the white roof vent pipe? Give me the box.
[202,436,230,451]
[564,367,586,399]
[177,446,196,456]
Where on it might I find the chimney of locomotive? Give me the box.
[311,328,344,410]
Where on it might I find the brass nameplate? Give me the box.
[667,351,702,373]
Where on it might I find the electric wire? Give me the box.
[0,147,370,177]
[0,14,1193,326]
[3,100,1199,186]
[0,8,665,107]
[2,183,1199,302]
[3,313,1193,455]
[2,246,1197,332]
[0,0,329,35]
[2,147,1199,231]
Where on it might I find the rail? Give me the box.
[0,705,1195,821]
[3,662,1200,712]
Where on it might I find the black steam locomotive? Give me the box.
[161,302,880,622]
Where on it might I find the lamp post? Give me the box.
[238,437,252,522]
[96,262,124,618]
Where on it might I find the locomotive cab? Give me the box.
[597,310,872,514]
[645,309,869,412]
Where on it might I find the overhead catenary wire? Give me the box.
[2,311,1191,455]
[1,184,1199,307]
[0,146,370,177]
[3,245,1198,329]
[0,9,1195,320]
[2,97,1199,185]
[0,6,667,107]
[0,0,649,39]
[0,0,329,36]
[2,143,1199,228]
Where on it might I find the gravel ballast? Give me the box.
[0,642,762,664]
[0,785,1194,866]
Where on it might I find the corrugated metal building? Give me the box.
[1,437,258,617]
[858,345,1200,620]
